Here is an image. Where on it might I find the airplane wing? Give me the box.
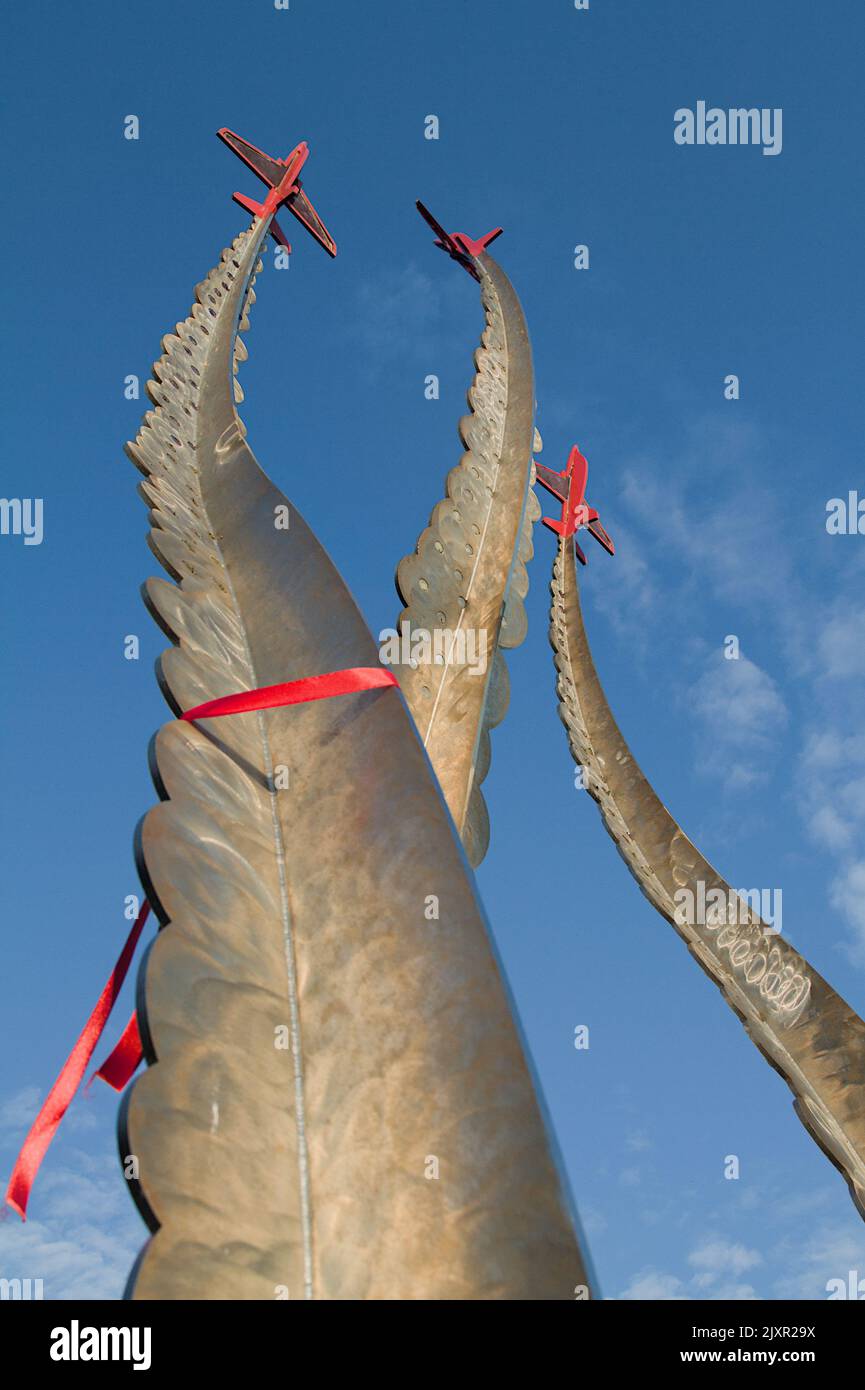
[567,447,589,506]
[217,128,285,188]
[286,183,337,258]
[535,461,570,504]
[587,518,615,555]
[416,200,479,280]
[416,199,451,246]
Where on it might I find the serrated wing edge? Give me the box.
[550,536,865,1219]
[393,255,540,867]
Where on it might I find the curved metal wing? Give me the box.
[122,221,593,1299]
[550,535,865,1218]
[393,251,540,867]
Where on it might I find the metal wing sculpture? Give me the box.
[548,528,865,1220]
[391,204,541,867]
[123,193,592,1298]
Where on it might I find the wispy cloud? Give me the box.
[618,1233,762,1300]
[350,262,467,376]
[618,1268,688,1300]
[0,1086,142,1300]
[0,1087,41,1139]
[816,604,865,681]
[829,861,865,964]
[0,1149,143,1299]
[592,413,865,962]
[689,1236,762,1282]
[800,716,865,960]
[687,652,788,788]
[771,1222,865,1300]
[626,1129,653,1153]
[589,516,656,641]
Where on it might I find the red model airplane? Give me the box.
[217,128,337,258]
[416,200,503,281]
[535,444,615,565]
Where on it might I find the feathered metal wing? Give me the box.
[393,251,540,867]
[550,535,865,1218]
[121,218,592,1299]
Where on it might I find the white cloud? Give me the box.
[626,1130,653,1153]
[708,1280,760,1300]
[817,607,865,680]
[802,731,846,772]
[589,517,656,638]
[840,777,865,820]
[618,1268,687,1300]
[619,1166,642,1188]
[618,452,800,625]
[689,1237,762,1279]
[772,1223,865,1301]
[0,1084,143,1300]
[687,653,788,786]
[691,655,788,749]
[802,729,865,773]
[580,1203,608,1237]
[810,804,855,854]
[800,727,865,961]
[829,860,865,962]
[351,262,465,373]
[0,1087,41,1139]
[618,1234,763,1301]
[0,1149,143,1300]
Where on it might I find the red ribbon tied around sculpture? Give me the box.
[4,667,398,1218]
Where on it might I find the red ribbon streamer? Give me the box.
[93,1011,142,1092]
[5,666,398,1218]
[181,667,397,723]
[95,668,400,1093]
[4,902,150,1220]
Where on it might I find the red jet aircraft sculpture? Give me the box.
[536,444,615,565]
[217,128,337,258]
[416,200,503,281]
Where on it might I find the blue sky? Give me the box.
[2,0,865,1299]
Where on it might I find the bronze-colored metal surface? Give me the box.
[393,252,540,867]
[121,220,592,1299]
[550,535,865,1218]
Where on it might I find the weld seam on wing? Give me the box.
[211,552,314,1302]
[183,238,316,1298]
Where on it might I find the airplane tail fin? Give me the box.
[232,193,293,255]
[456,227,504,258]
[233,191,267,218]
